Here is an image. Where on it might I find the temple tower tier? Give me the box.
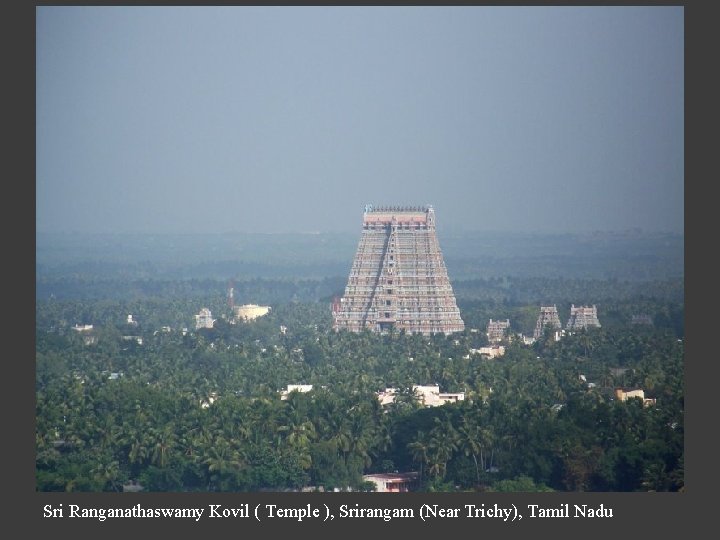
[533,305,562,339]
[566,304,601,330]
[333,205,465,335]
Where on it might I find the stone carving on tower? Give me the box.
[333,205,464,335]
[533,305,562,339]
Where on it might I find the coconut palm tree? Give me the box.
[149,425,176,469]
[407,431,430,483]
[427,418,458,479]
[203,439,243,491]
[458,417,484,485]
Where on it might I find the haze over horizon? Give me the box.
[37,6,683,236]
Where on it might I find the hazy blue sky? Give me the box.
[37,6,683,235]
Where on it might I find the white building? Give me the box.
[363,473,419,493]
[195,308,215,329]
[377,387,400,406]
[413,385,464,407]
[469,346,506,359]
[72,324,94,332]
[234,304,271,321]
[200,392,218,409]
[376,385,464,407]
[280,384,313,400]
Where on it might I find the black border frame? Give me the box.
[20,1,709,537]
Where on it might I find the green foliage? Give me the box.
[35,274,684,493]
[489,476,554,492]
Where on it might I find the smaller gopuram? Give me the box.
[566,305,601,330]
[533,305,562,339]
[487,319,510,342]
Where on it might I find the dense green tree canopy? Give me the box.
[36,276,683,492]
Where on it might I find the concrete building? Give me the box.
[234,304,272,321]
[377,385,464,407]
[280,384,313,400]
[363,472,419,493]
[615,388,656,407]
[333,205,464,335]
[72,324,95,345]
[414,385,465,406]
[72,324,94,332]
[200,392,218,409]
[194,308,215,329]
[469,345,506,359]
[122,481,144,493]
[376,387,400,406]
